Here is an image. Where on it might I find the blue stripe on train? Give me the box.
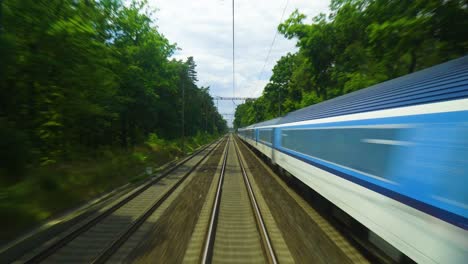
[275,146,468,230]
[249,110,468,229]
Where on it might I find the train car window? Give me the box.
[281,128,400,179]
[259,129,273,144]
[247,129,254,140]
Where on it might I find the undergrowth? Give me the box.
[0,132,220,244]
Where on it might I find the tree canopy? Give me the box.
[0,0,227,179]
[234,0,468,129]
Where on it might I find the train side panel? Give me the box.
[239,99,468,264]
[272,146,466,264]
[237,56,468,264]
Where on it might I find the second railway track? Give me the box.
[19,137,226,264]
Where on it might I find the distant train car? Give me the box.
[239,118,281,159]
[238,56,468,264]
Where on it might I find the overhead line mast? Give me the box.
[232,0,236,109]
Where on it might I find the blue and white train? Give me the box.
[238,56,468,264]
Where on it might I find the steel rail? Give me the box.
[233,137,278,264]
[201,137,230,264]
[25,137,225,264]
[91,137,226,263]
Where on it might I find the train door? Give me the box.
[255,129,258,146]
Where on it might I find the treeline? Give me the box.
[234,0,467,128]
[0,0,227,182]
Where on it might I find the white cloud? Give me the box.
[149,0,330,126]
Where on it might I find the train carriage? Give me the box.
[238,56,468,264]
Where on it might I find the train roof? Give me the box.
[238,118,281,130]
[239,55,468,129]
[276,55,468,124]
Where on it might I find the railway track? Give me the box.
[201,135,277,264]
[18,137,225,263]
[12,133,372,263]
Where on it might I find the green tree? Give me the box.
[235,0,467,129]
[0,0,227,181]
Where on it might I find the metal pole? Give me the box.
[182,76,185,154]
[278,86,281,117]
[218,99,220,133]
[205,102,208,133]
[232,0,235,99]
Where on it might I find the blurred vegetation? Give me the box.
[0,0,227,242]
[234,0,468,128]
[0,132,219,243]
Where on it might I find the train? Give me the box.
[238,56,468,264]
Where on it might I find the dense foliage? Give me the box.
[0,0,227,183]
[234,0,468,128]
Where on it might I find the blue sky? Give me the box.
[149,0,330,126]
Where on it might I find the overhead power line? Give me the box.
[252,0,290,97]
[232,0,237,108]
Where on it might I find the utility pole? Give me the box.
[205,102,208,133]
[278,86,281,117]
[216,99,219,134]
[182,75,185,154]
[255,103,258,123]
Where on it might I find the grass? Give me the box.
[0,132,220,245]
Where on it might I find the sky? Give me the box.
[149,0,330,127]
